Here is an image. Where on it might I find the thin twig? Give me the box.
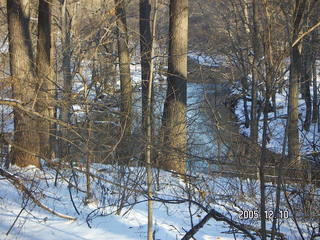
[6,197,30,236]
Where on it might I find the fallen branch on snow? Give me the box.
[181,207,257,240]
[0,168,76,221]
[154,198,287,240]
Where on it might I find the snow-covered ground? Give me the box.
[1,163,319,240]
[0,165,246,240]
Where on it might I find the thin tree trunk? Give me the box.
[272,91,276,118]
[301,34,312,131]
[146,1,158,238]
[115,0,132,164]
[312,61,318,123]
[85,110,93,204]
[271,118,288,240]
[243,96,249,128]
[260,1,274,238]
[7,0,40,167]
[250,0,259,142]
[311,2,319,124]
[162,0,188,175]
[36,0,54,160]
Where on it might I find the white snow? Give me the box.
[0,165,246,240]
[1,164,318,240]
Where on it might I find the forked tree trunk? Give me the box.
[36,0,54,160]
[115,0,132,163]
[7,0,40,167]
[162,0,188,175]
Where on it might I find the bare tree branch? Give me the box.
[292,21,320,47]
[0,168,76,221]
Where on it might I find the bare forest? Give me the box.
[0,0,320,239]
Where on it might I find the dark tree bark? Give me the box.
[243,88,250,128]
[140,0,152,132]
[36,0,54,160]
[250,0,259,142]
[115,0,132,163]
[162,0,188,175]
[301,1,318,130]
[7,0,40,167]
[271,91,276,117]
[311,2,320,124]
[300,8,313,132]
[312,61,318,123]
[301,48,312,132]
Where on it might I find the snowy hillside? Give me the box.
[1,163,319,240]
[0,165,240,240]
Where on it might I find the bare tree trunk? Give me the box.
[259,0,283,236]
[36,0,54,160]
[60,0,72,159]
[312,61,318,123]
[301,58,312,132]
[259,99,268,240]
[271,91,276,117]
[145,1,158,238]
[249,0,259,142]
[7,0,40,167]
[301,25,313,131]
[311,3,319,124]
[288,0,306,164]
[302,2,318,129]
[288,48,300,163]
[243,96,249,128]
[270,122,287,240]
[259,1,275,237]
[51,4,58,159]
[85,99,93,204]
[140,0,152,132]
[162,0,188,175]
[115,0,132,164]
